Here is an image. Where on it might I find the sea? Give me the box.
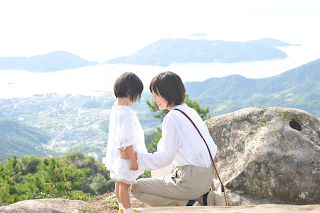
[1,43,320,99]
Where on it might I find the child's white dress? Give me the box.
[105,104,148,184]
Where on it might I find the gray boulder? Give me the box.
[205,107,320,205]
[0,198,89,213]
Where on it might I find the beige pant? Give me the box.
[131,164,214,206]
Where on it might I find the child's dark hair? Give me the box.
[114,72,144,102]
[150,71,185,107]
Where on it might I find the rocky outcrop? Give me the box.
[205,107,320,205]
[0,198,89,213]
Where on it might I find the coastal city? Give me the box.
[0,92,158,162]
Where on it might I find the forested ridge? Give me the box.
[0,119,54,160]
[185,58,320,117]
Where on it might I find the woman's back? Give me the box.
[168,104,217,168]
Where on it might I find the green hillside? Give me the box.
[185,58,320,117]
[0,119,53,159]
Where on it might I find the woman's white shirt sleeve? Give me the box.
[137,116,179,171]
[136,104,217,171]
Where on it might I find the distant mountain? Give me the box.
[105,38,288,66]
[0,51,99,72]
[185,58,320,117]
[0,119,52,158]
[247,37,301,47]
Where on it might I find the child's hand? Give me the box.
[130,160,138,170]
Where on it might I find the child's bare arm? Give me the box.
[126,145,138,170]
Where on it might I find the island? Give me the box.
[105,37,299,67]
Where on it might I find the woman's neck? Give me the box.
[168,104,178,111]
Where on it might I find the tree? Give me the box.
[146,94,211,152]
[185,95,211,121]
[90,173,107,194]
[20,155,42,175]
[65,151,85,161]
[0,153,98,206]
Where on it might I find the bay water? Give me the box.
[1,44,320,99]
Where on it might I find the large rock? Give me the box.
[0,198,89,213]
[205,107,320,204]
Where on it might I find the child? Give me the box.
[105,72,148,213]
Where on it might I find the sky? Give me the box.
[0,0,320,62]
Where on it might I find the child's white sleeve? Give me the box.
[119,116,134,149]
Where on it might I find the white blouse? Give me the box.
[137,104,217,171]
[105,104,148,182]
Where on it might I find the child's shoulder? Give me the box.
[113,105,134,118]
[113,104,131,112]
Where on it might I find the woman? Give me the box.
[119,71,217,206]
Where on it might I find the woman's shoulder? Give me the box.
[164,104,189,122]
[170,104,194,115]
[170,104,202,121]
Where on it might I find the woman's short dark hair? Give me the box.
[150,71,185,107]
[114,72,144,102]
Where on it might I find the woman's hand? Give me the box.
[119,147,138,160]
[130,160,138,170]
[118,147,130,159]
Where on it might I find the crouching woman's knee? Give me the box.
[131,182,146,200]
